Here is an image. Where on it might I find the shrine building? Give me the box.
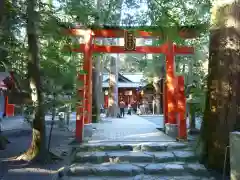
[102,68,146,107]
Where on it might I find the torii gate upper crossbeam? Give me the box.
[68,27,193,142]
[66,25,201,39]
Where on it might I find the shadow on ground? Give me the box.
[0,126,74,180]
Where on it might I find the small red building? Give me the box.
[0,71,31,117]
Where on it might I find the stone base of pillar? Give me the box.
[84,123,93,138]
[165,123,178,139]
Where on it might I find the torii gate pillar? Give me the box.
[68,27,194,142]
[83,30,93,125]
[177,76,187,140]
[164,42,178,137]
[75,30,93,142]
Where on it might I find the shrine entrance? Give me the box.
[67,26,196,142]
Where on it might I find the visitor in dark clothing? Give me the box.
[119,100,125,117]
[131,100,137,114]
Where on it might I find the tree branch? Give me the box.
[151,0,180,27]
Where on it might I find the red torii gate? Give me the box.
[67,27,194,142]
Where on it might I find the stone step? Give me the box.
[73,141,188,152]
[73,150,198,164]
[67,162,211,177]
[67,175,214,180]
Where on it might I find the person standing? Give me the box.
[119,99,125,117]
[127,104,132,115]
[131,100,137,114]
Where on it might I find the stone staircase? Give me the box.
[61,141,215,180]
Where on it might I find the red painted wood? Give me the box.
[163,81,168,124]
[166,42,177,124]
[4,97,14,117]
[76,74,86,142]
[68,28,197,39]
[6,104,14,117]
[71,44,193,54]
[72,44,168,54]
[71,29,194,139]
[104,95,108,108]
[76,107,84,142]
[83,32,93,124]
[177,76,187,140]
[173,44,194,54]
[94,29,154,38]
[68,28,160,38]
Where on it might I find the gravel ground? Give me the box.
[0,126,74,180]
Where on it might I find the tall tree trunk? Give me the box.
[187,56,197,132]
[0,0,4,24]
[198,0,240,174]
[0,0,7,59]
[108,56,118,117]
[106,0,124,116]
[18,0,47,162]
[99,53,105,105]
[0,0,6,149]
[92,0,102,123]
[92,67,99,122]
[151,38,164,114]
[153,78,161,114]
[0,0,12,150]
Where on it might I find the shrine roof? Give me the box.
[102,66,146,88]
[120,73,144,83]
[103,73,144,83]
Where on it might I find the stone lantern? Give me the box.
[186,88,201,135]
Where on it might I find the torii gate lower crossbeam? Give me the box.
[71,44,194,54]
[69,29,193,142]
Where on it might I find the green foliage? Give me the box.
[0,0,211,118]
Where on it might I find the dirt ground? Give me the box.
[0,126,74,180]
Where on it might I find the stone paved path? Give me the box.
[139,115,164,129]
[88,115,173,142]
[60,115,215,180]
